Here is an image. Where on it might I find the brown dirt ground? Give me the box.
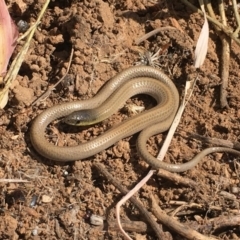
[0,0,240,239]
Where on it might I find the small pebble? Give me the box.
[32,228,38,236]
[90,214,104,226]
[231,186,239,194]
[30,195,38,207]
[42,195,53,203]
[17,20,29,32]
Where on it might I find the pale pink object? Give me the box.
[0,0,18,76]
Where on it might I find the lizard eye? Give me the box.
[63,110,95,126]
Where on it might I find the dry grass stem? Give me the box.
[157,76,197,160]
[232,0,240,36]
[181,0,240,46]
[0,179,29,183]
[0,0,50,108]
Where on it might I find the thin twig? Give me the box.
[0,179,29,183]
[204,0,230,108]
[187,214,240,235]
[31,47,74,106]
[150,194,218,240]
[93,162,169,240]
[108,219,147,233]
[170,202,204,217]
[157,169,199,188]
[179,130,240,150]
[135,26,178,45]
[218,0,231,108]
